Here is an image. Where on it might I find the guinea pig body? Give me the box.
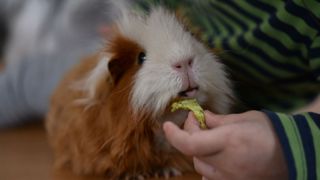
[46,7,233,179]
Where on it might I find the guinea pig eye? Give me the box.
[138,52,146,65]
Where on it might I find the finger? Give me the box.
[205,111,245,128]
[163,122,226,156]
[202,177,208,180]
[184,112,201,133]
[193,157,221,179]
[204,111,225,128]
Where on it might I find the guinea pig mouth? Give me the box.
[178,87,199,97]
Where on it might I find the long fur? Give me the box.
[46,6,233,179]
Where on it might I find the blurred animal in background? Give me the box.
[46,5,233,179]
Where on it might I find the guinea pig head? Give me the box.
[47,7,233,177]
[85,7,232,123]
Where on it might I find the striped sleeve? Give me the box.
[309,35,320,80]
[263,110,320,180]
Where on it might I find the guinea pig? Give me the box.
[46,7,233,179]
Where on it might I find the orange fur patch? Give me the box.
[46,32,193,178]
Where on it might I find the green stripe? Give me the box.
[310,36,320,75]
[310,36,320,49]
[276,5,318,41]
[246,28,308,71]
[211,2,251,35]
[189,2,229,41]
[260,0,283,8]
[241,1,310,55]
[259,22,309,63]
[208,16,226,37]
[215,2,309,72]
[194,11,220,40]
[209,10,233,38]
[222,53,270,82]
[203,16,220,37]
[263,0,318,37]
[278,113,307,180]
[219,1,309,68]
[266,23,309,62]
[305,114,320,179]
[237,2,309,68]
[310,57,320,68]
[238,1,269,20]
[293,0,320,18]
[206,11,303,79]
[214,1,253,29]
[210,4,243,35]
[243,32,301,77]
[277,10,317,57]
[255,29,308,68]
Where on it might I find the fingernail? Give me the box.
[204,110,216,116]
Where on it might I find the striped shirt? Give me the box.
[135,1,320,179]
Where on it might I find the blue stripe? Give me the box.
[262,110,297,180]
[294,114,316,180]
[221,1,261,24]
[286,1,320,30]
[236,35,305,74]
[249,1,277,13]
[223,37,278,80]
[253,27,306,61]
[312,68,320,77]
[215,1,308,63]
[310,47,320,59]
[235,36,277,80]
[268,17,312,45]
[250,1,313,45]
[206,14,221,36]
[308,113,320,129]
[275,73,317,84]
[222,53,262,82]
[209,5,234,36]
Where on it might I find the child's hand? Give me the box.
[163,111,288,180]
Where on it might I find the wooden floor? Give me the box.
[0,123,200,180]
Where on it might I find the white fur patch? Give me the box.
[112,7,233,116]
[72,54,110,107]
[81,6,233,115]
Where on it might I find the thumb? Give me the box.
[163,121,226,156]
[184,112,201,133]
[204,111,227,128]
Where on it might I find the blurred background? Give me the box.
[0,1,116,179]
[0,1,199,179]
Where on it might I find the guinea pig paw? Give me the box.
[152,167,182,179]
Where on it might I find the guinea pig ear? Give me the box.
[106,35,142,84]
[108,58,127,84]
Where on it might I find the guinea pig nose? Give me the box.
[172,59,193,71]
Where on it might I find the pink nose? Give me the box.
[172,59,193,72]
